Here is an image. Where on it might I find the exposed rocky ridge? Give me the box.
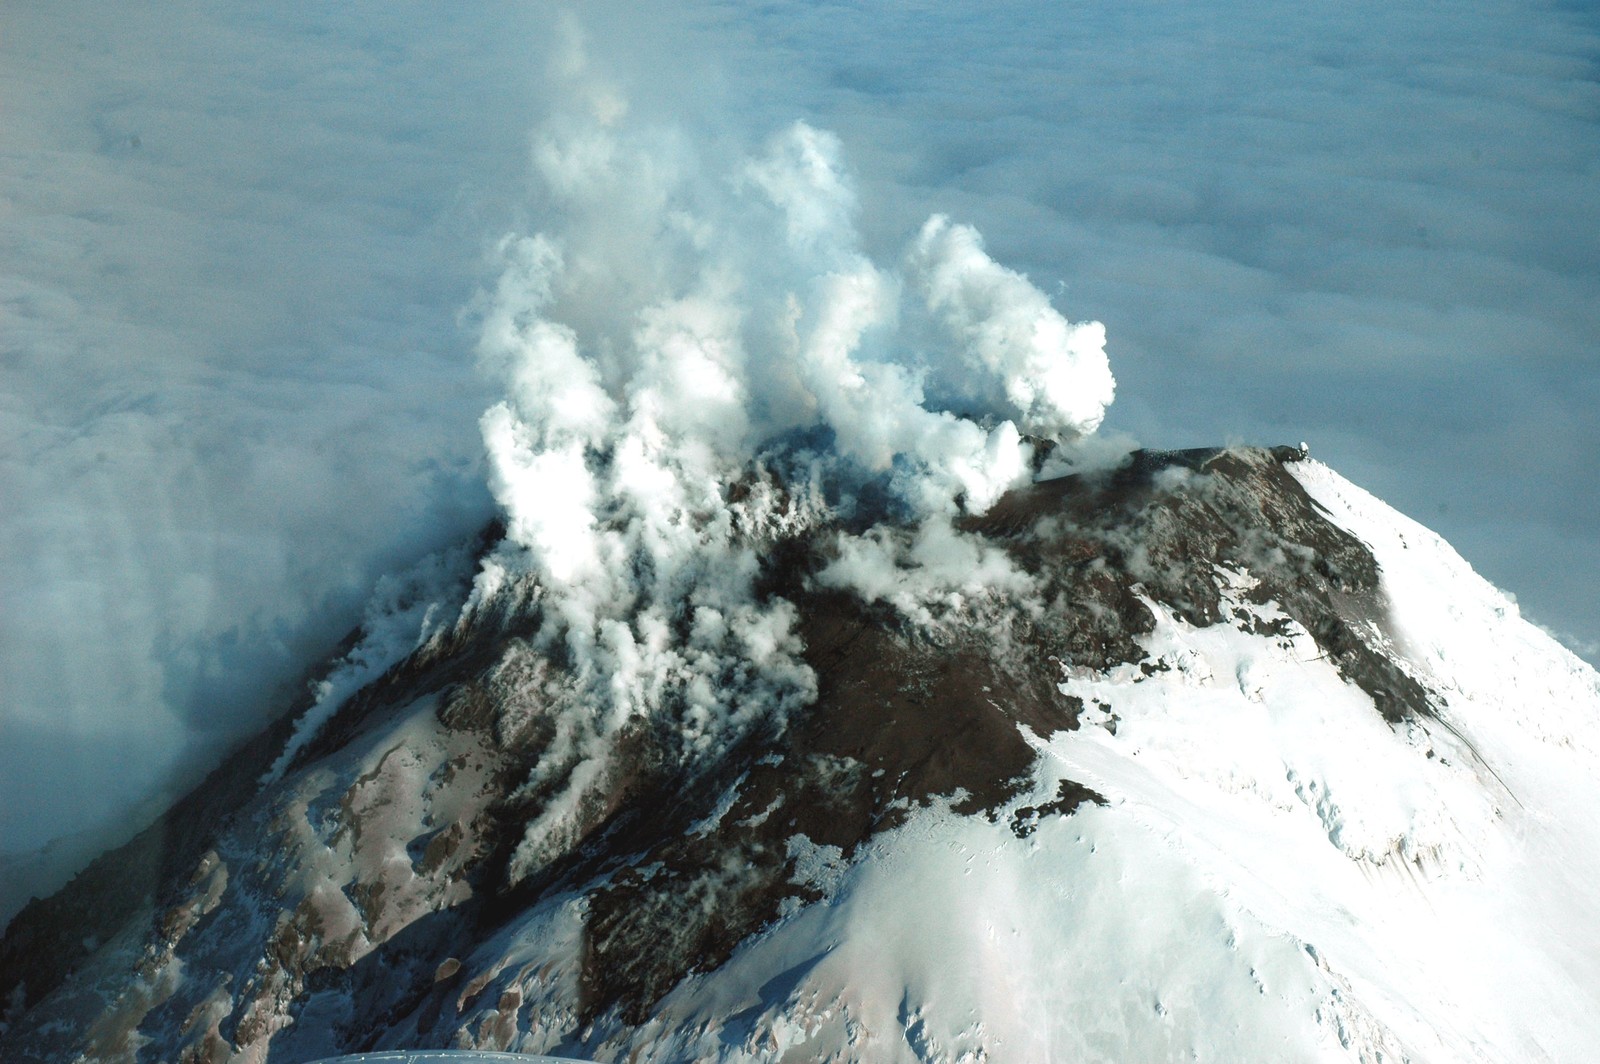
[0,445,1430,1062]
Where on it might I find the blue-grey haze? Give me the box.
[1,0,1595,918]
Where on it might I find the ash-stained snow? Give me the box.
[434,463,1600,1061]
[5,450,1599,1063]
[1,36,1594,1061]
[427,460,1600,1063]
[1015,463,1600,1061]
[308,1055,594,1064]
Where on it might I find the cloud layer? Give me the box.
[0,2,542,865]
[2,0,1594,922]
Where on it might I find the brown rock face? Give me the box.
[0,446,1419,1061]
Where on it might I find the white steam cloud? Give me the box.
[7,0,1593,929]
[462,44,1114,876]
[908,215,1114,441]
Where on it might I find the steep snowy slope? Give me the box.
[4,97,1597,1063]
[3,446,1596,1063]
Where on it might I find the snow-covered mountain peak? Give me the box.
[4,445,1597,1062]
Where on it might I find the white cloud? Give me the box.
[907,214,1114,439]
[4,0,1596,924]
[465,57,1116,874]
[702,0,1600,663]
[0,2,544,867]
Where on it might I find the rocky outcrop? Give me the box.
[0,445,1423,1062]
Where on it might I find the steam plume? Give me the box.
[460,49,1115,876]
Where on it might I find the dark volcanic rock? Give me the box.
[0,445,1423,1061]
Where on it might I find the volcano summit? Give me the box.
[4,442,1600,1062]
[3,98,1598,1063]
